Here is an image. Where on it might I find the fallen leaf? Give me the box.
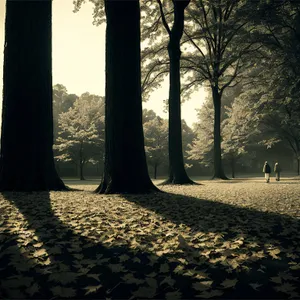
[83,284,103,295]
[122,273,144,285]
[270,276,282,284]
[159,263,170,273]
[160,276,175,287]
[193,281,213,291]
[249,283,262,291]
[275,282,296,294]
[221,278,238,288]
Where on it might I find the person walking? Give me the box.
[263,161,271,183]
[274,162,281,181]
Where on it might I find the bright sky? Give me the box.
[0,0,206,127]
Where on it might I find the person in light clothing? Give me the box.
[263,161,271,183]
[274,162,281,181]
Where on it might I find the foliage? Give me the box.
[188,92,259,173]
[188,100,215,168]
[54,93,105,177]
[143,116,168,177]
[222,96,259,162]
[53,84,78,139]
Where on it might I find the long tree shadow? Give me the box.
[1,190,300,299]
[0,191,217,299]
[123,192,300,299]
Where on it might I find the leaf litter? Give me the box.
[0,179,300,298]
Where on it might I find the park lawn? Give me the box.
[1,178,300,299]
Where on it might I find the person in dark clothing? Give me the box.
[263,161,271,183]
[274,162,281,181]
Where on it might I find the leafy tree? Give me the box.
[95,0,158,194]
[143,109,157,123]
[53,84,78,139]
[180,0,261,179]
[222,97,259,178]
[145,0,195,184]
[187,100,215,170]
[144,116,168,179]
[0,0,66,191]
[54,93,105,180]
[238,0,300,174]
[188,92,259,178]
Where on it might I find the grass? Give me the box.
[1,177,300,299]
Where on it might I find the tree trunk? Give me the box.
[0,0,67,191]
[79,143,85,180]
[96,0,159,194]
[297,158,300,176]
[79,162,85,181]
[231,158,235,178]
[163,0,195,185]
[212,87,228,180]
[154,163,157,179]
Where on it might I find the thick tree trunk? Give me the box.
[297,158,300,176]
[0,0,66,191]
[163,0,195,185]
[96,0,158,194]
[212,87,228,180]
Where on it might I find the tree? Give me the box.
[54,93,105,180]
[181,0,260,179]
[156,0,195,184]
[143,109,157,123]
[188,92,259,178]
[222,97,259,178]
[238,0,300,175]
[188,100,216,170]
[95,0,159,194]
[0,0,66,191]
[53,84,78,139]
[144,116,168,179]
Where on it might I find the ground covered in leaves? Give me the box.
[1,177,300,299]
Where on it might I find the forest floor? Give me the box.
[1,177,300,299]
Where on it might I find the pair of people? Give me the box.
[263,161,281,183]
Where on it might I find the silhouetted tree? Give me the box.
[96,0,159,194]
[157,0,195,184]
[0,0,66,191]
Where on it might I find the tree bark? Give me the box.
[0,0,67,191]
[163,0,195,185]
[212,87,228,180]
[96,0,159,194]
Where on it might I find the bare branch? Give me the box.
[157,0,171,36]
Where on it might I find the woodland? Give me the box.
[0,0,300,298]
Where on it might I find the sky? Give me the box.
[0,0,207,127]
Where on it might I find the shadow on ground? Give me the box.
[1,190,300,299]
